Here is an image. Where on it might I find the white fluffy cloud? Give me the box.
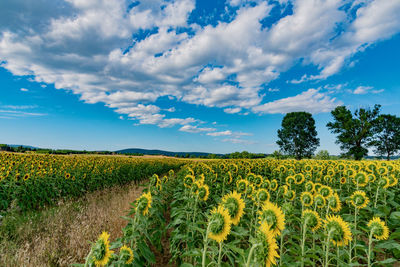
[353,86,384,95]
[253,88,342,114]
[207,130,233,136]
[179,125,216,133]
[0,0,399,130]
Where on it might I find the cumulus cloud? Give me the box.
[179,125,216,133]
[353,86,384,95]
[253,88,342,114]
[224,107,242,114]
[0,0,399,130]
[207,130,233,136]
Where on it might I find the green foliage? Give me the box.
[0,153,183,212]
[277,112,320,160]
[315,150,330,160]
[327,105,381,160]
[371,114,400,160]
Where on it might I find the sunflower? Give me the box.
[23,173,30,181]
[198,184,209,201]
[324,215,352,247]
[346,169,354,177]
[236,179,248,194]
[323,175,332,183]
[379,177,390,189]
[304,164,312,172]
[314,194,326,209]
[191,181,200,194]
[353,172,369,187]
[197,173,205,184]
[336,163,345,172]
[278,165,287,173]
[367,163,376,172]
[367,173,376,183]
[300,191,314,207]
[221,191,245,225]
[318,185,333,198]
[304,181,314,192]
[279,185,289,196]
[254,222,280,267]
[227,171,233,184]
[150,174,159,187]
[349,190,369,210]
[136,192,152,216]
[327,169,335,177]
[254,175,263,187]
[258,201,285,237]
[246,183,256,198]
[314,183,323,192]
[388,175,398,187]
[256,188,270,203]
[368,217,390,240]
[260,179,271,190]
[302,209,322,232]
[184,174,195,188]
[340,176,346,184]
[246,173,256,183]
[283,175,292,185]
[328,193,342,213]
[119,245,134,264]
[377,166,388,176]
[92,232,113,267]
[208,206,232,243]
[186,167,194,176]
[270,179,278,191]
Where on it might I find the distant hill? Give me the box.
[116,148,222,157]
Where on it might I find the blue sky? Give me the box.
[1,0,400,154]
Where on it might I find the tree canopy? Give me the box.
[371,114,400,160]
[277,112,320,160]
[327,104,381,160]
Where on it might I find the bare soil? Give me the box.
[0,181,146,266]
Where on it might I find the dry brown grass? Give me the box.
[0,181,147,267]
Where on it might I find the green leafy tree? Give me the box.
[271,150,283,159]
[327,105,381,160]
[315,150,330,160]
[371,114,400,160]
[277,112,320,160]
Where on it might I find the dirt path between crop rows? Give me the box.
[1,181,148,266]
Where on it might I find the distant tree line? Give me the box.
[0,144,116,155]
[276,104,400,160]
[174,151,266,159]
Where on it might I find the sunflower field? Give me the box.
[83,159,400,267]
[0,152,183,212]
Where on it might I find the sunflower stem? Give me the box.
[374,186,380,208]
[336,246,340,267]
[367,231,373,267]
[245,243,260,267]
[353,208,358,262]
[301,218,308,267]
[218,242,223,267]
[84,249,93,267]
[202,221,213,267]
[325,230,333,267]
